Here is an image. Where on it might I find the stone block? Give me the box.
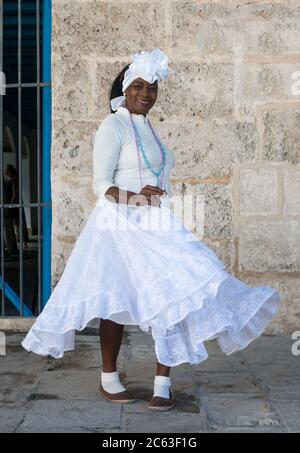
[52,56,93,118]
[52,0,165,57]
[34,369,101,400]
[51,175,95,238]
[155,62,234,119]
[239,222,300,272]
[239,168,278,215]
[172,1,300,56]
[17,399,121,433]
[157,119,257,179]
[284,169,300,215]
[237,64,299,103]
[199,393,282,429]
[52,119,98,176]
[263,109,300,164]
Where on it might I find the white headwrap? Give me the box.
[110,48,169,112]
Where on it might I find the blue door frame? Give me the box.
[42,0,52,308]
[1,0,52,316]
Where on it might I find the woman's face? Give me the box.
[5,167,12,178]
[124,78,158,115]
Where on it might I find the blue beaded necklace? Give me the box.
[129,111,167,189]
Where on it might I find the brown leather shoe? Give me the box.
[147,390,175,411]
[99,384,136,404]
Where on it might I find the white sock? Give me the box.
[153,375,171,398]
[101,371,126,394]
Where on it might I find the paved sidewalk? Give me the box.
[0,328,299,433]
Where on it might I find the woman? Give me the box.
[22,49,280,412]
[5,164,29,249]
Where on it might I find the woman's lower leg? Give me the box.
[156,362,171,377]
[99,319,124,372]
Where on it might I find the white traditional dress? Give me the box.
[21,106,280,366]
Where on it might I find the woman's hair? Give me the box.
[6,164,18,178]
[109,64,130,114]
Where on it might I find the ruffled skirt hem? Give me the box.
[21,199,281,366]
[21,268,280,366]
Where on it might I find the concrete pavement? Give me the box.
[0,327,299,433]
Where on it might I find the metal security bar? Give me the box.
[0,0,52,317]
[0,0,4,317]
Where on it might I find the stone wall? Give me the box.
[51,0,300,333]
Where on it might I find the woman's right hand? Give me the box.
[129,185,167,208]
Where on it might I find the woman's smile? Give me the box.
[136,99,151,106]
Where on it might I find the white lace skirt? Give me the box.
[22,196,280,366]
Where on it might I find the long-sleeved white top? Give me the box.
[92,106,175,203]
